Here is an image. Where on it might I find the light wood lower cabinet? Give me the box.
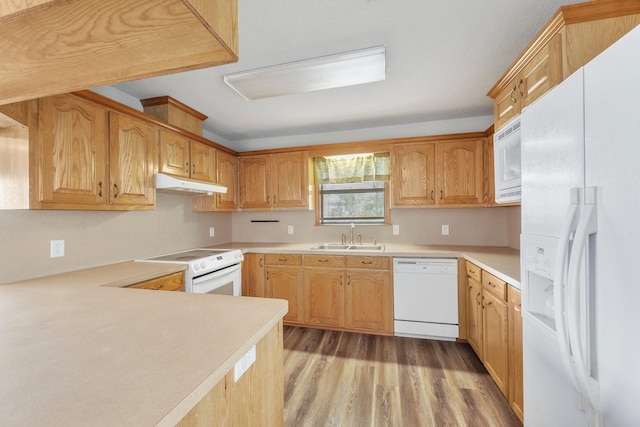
[465,261,522,421]
[128,272,184,291]
[265,254,304,324]
[242,253,265,297]
[256,253,392,335]
[508,285,524,423]
[177,321,284,426]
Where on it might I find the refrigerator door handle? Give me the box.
[553,187,581,389]
[566,186,600,412]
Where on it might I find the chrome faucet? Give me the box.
[350,223,355,244]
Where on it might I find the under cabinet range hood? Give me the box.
[155,174,227,196]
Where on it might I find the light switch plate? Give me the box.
[288,225,294,235]
[442,224,449,235]
[209,227,215,237]
[392,225,400,235]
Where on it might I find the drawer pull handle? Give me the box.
[361,261,373,265]
[489,281,496,287]
[98,181,103,197]
[278,258,287,262]
[318,259,328,263]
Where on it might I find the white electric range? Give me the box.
[136,248,244,294]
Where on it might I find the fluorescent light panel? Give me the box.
[224,46,386,100]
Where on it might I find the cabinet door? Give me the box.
[493,80,521,131]
[190,141,216,183]
[467,277,483,358]
[37,94,107,205]
[483,290,509,397]
[159,129,190,179]
[266,266,303,323]
[345,270,392,333]
[216,150,238,210]
[391,143,436,206]
[508,286,524,423]
[521,33,562,110]
[303,268,344,327]
[239,155,271,209]
[436,139,484,205]
[242,253,265,297]
[109,112,157,207]
[271,152,308,209]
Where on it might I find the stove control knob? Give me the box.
[200,262,207,269]
[194,264,200,271]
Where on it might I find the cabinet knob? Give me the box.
[185,162,190,173]
[98,181,103,197]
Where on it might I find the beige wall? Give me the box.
[231,207,512,247]
[506,205,522,249]
[0,193,232,284]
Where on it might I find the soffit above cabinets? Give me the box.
[0,0,238,105]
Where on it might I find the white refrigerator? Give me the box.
[520,23,640,427]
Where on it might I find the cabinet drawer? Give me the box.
[482,270,507,301]
[304,255,345,268]
[128,272,184,291]
[264,253,302,266]
[346,256,391,270]
[466,261,482,282]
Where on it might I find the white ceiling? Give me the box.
[106,0,584,149]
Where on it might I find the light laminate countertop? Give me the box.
[211,242,521,288]
[0,261,287,426]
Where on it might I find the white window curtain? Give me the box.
[314,153,390,184]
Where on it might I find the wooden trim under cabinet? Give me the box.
[128,272,184,291]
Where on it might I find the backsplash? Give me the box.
[231,207,518,247]
[0,194,231,284]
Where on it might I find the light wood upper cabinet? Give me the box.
[215,150,239,210]
[392,138,485,207]
[391,142,435,206]
[34,94,157,210]
[239,152,308,210]
[239,155,271,209]
[0,0,238,105]
[271,152,308,209]
[436,139,484,205]
[489,2,640,131]
[35,94,109,207]
[159,129,216,183]
[109,111,157,207]
[494,34,562,130]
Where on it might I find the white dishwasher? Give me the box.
[393,258,458,341]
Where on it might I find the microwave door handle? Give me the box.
[192,264,240,285]
[553,188,580,390]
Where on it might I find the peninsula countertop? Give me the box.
[210,242,521,288]
[0,261,288,426]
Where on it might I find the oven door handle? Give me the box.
[192,263,241,284]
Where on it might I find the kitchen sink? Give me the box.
[311,243,385,251]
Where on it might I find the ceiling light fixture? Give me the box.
[224,46,386,100]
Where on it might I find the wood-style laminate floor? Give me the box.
[283,326,522,427]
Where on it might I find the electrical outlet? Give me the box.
[209,227,215,237]
[234,345,256,382]
[287,225,294,235]
[392,225,400,235]
[442,224,450,235]
[50,240,65,258]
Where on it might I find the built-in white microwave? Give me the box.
[494,117,521,203]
